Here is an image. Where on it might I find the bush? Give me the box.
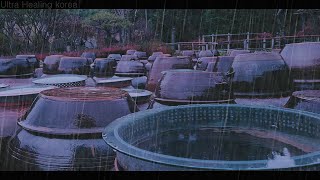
[139,41,174,55]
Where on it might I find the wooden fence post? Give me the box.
[227,33,231,50]
[246,32,250,50]
[263,32,266,50]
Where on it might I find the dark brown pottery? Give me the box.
[58,57,91,75]
[146,56,193,92]
[0,58,33,78]
[43,55,65,75]
[6,87,138,171]
[206,56,235,74]
[126,49,136,55]
[280,42,320,90]
[81,52,96,61]
[16,55,40,70]
[115,61,146,77]
[284,90,320,114]
[154,70,235,105]
[92,58,117,78]
[107,54,122,61]
[231,52,293,97]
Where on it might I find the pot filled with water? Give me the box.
[103,104,320,171]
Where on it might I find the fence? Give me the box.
[166,32,320,53]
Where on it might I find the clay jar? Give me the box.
[107,54,122,61]
[231,52,293,97]
[43,55,65,75]
[126,49,136,55]
[196,57,218,71]
[92,58,117,77]
[146,56,193,92]
[6,87,138,170]
[155,70,235,105]
[58,57,91,75]
[16,55,40,70]
[81,52,96,61]
[133,51,147,60]
[115,61,146,77]
[227,49,251,57]
[206,56,235,74]
[0,58,33,78]
[120,55,138,61]
[280,42,320,90]
[284,90,320,114]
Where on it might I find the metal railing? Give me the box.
[166,32,320,52]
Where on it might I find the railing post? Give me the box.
[178,43,181,52]
[192,43,194,50]
[276,33,281,49]
[246,32,250,50]
[317,36,320,42]
[211,34,214,50]
[263,32,266,50]
[227,33,231,50]
[271,38,274,49]
[214,34,218,51]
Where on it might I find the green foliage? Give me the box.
[0,9,319,56]
[84,10,131,33]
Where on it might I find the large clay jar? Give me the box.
[92,58,117,77]
[126,49,136,55]
[280,42,320,90]
[155,70,235,105]
[0,85,57,108]
[103,104,320,171]
[199,50,214,58]
[228,49,251,57]
[120,55,138,61]
[196,57,218,71]
[43,55,65,75]
[0,58,34,87]
[206,56,235,74]
[284,90,320,114]
[133,51,147,60]
[16,55,40,70]
[107,54,122,61]
[58,57,91,75]
[145,52,164,72]
[6,87,138,171]
[0,58,33,78]
[231,52,293,97]
[181,50,195,57]
[115,61,146,77]
[146,56,193,92]
[81,52,96,61]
